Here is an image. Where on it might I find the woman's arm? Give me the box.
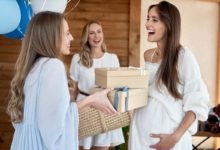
[68,78,78,101]
[173,111,196,140]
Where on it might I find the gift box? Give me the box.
[79,107,132,139]
[90,87,148,113]
[95,67,148,88]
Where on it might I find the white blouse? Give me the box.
[128,47,209,150]
[11,58,79,150]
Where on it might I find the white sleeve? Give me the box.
[69,54,80,81]
[181,50,209,121]
[112,54,120,67]
[37,59,78,149]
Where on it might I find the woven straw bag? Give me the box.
[79,107,132,139]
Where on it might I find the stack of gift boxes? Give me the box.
[92,67,149,113]
[78,67,149,139]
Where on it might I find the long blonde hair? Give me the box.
[79,21,107,68]
[7,11,65,123]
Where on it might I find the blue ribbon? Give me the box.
[114,87,129,111]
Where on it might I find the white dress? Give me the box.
[10,58,79,150]
[128,48,209,150]
[70,52,125,149]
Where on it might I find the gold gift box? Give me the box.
[90,87,148,113]
[95,67,148,88]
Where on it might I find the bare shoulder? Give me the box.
[144,48,156,62]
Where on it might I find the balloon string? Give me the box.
[27,0,31,5]
[65,0,80,16]
[67,0,72,4]
[40,0,47,12]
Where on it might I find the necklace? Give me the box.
[155,48,161,55]
[151,48,161,63]
[92,52,104,59]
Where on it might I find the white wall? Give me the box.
[140,0,219,148]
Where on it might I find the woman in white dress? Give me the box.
[70,21,124,150]
[128,1,209,150]
[7,11,116,150]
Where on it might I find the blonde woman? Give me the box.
[7,12,116,150]
[70,21,124,150]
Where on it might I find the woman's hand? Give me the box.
[149,133,179,150]
[69,87,78,101]
[88,88,117,114]
[149,111,196,150]
[68,78,78,101]
[76,88,117,114]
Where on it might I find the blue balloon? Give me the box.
[4,0,33,39]
[0,0,21,34]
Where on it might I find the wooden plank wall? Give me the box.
[0,38,21,150]
[129,0,140,67]
[0,0,141,149]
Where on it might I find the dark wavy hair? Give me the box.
[149,1,182,99]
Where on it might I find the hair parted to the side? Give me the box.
[7,11,65,123]
[79,21,107,68]
[149,1,182,99]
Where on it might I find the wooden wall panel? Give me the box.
[129,0,141,67]
[0,36,20,150]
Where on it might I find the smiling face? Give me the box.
[88,23,103,49]
[60,19,73,55]
[145,7,167,44]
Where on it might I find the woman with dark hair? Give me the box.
[128,1,209,149]
[7,11,116,150]
[69,21,124,150]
